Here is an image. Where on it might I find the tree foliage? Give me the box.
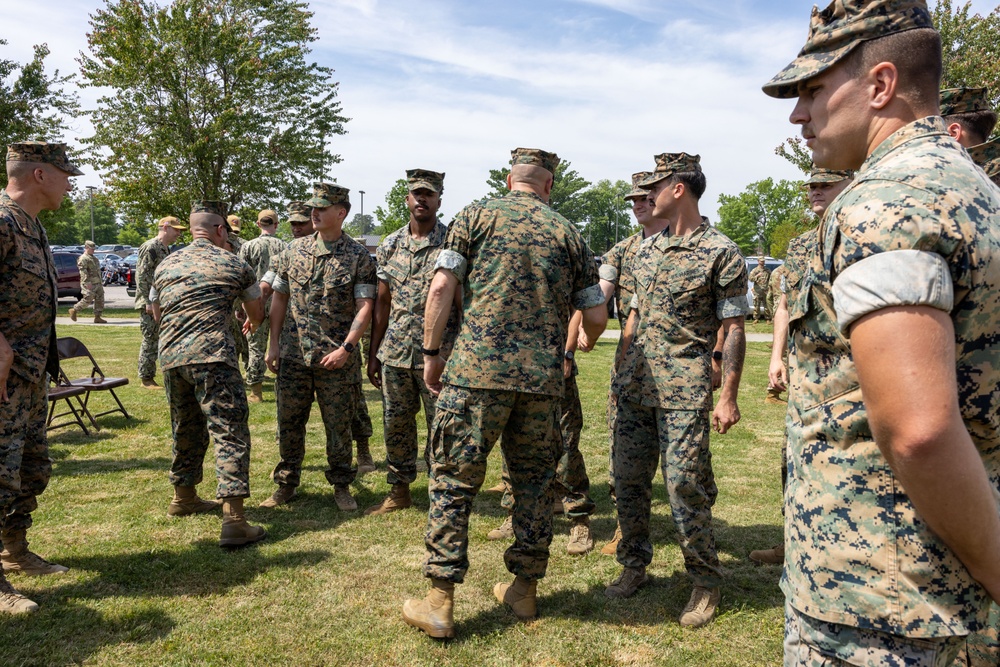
[774,137,813,175]
[78,0,348,225]
[484,160,592,223]
[716,178,807,256]
[0,41,81,188]
[578,179,634,254]
[934,0,1000,125]
[374,179,409,238]
[346,213,375,237]
[40,190,119,245]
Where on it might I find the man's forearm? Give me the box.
[423,270,458,350]
[566,310,583,352]
[770,296,790,368]
[369,286,391,362]
[270,291,288,343]
[346,299,373,346]
[719,318,746,402]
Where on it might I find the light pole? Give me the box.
[358,190,365,221]
[86,186,96,242]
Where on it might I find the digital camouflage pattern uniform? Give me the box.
[135,236,171,381]
[612,202,748,589]
[748,263,771,320]
[153,228,261,500]
[238,232,286,386]
[376,219,458,485]
[73,252,104,317]
[423,148,604,584]
[779,119,1000,666]
[767,264,786,322]
[0,189,61,539]
[270,189,377,491]
[968,137,1000,187]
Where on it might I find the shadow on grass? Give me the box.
[0,605,174,664]
[51,455,173,477]
[51,547,330,599]
[47,415,151,448]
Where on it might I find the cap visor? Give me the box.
[288,215,311,223]
[306,197,332,208]
[762,43,856,99]
[638,173,670,189]
[408,181,441,193]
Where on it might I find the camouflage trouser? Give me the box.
[74,283,104,316]
[137,309,160,381]
[607,388,618,495]
[752,290,768,320]
[272,358,357,487]
[424,384,561,584]
[245,315,270,386]
[767,290,778,320]
[381,364,434,485]
[500,374,595,518]
[613,400,721,588]
[352,384,373,441]
[164,362,251,498]
[0,373,51,534]
[784,603,964,667]
[231,317,248,370]
[954,603,1000,666]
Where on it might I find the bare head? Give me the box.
[189,212,228,247]
[508,164,554,202]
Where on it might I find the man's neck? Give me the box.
[668,205,704,237]
[409,217,435,239]
[156,232,171,246]
[317,226,342,243]
[259,228,276,237]
[640,217,669,238]
[3,184,42,219]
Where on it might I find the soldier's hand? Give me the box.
[319,347,348,370]
[368,358,382,389]
[242,318,253,336]
[577,327,595,352]
[424,356,445,397]
[265,346,280,374]
[712,398,740,434]
[768,357,787,392]
[145,305,154,315]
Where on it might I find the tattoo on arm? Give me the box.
[349,317,365,333]
[723,327,745,381]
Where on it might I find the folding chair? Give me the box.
[56,337,131,429]
[47,380,91,435]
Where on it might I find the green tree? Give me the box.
[774,137,813,175]
[79,0,348,225]
[484,160,591,223]
[578,179,633,254]
[346,213,375,237]
[0,41,81,188]
[769,217,817,259]
[374,179,409,238]
[935,0,1000,123]
[717,178,807,256]
[40,190,119,245]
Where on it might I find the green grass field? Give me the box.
[4,325,788,666]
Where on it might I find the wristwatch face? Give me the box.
[343,342,355,353]
[564,350,574,360]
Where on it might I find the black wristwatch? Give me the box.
[563,350,575,361]
[342,342,356,353]
[421,346,441,357]
[712,350,723,361]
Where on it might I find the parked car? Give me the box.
[97,243,132,258]
[745,255,784,313]
[51,251,82,300]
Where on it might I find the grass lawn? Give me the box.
[5,325,787,666]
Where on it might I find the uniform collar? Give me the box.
[403,220,447,250]
[652,217,710,251]
[504,190,546,205]
[312,232,345,257]
[859,116,950,176]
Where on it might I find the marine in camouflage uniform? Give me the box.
[69,242,105,322]
[766,265,785,328]
[402,148,606,639]
[748,258,771,321]
[135,216,186,387]
[152,200,266,547]
[263,183,377,512]
[609,152,748,629]
[365,169,459,516]
[0,142,81,613]
[237,209,287,401]
[764,2,1000,663]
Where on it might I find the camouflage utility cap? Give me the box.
[625,171,652,200]
[940,87,991,116]
[804,167,854,185]
[192,200,228,219]
[6,141,84,176]
[762,0,934,99]
[308,182,350,208]
[287,201,312,223]
[406,168,445,194]
[640,152,702,188]
[968,137,1000,178]
[159,215,187,230]
[257,209,278,225]
[226,215,243,232]
[511,147,559,174]
[84,240,96,249]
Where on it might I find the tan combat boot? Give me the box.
[487,515,513,541]
[604,566,648,598]
[493,575,537,620]
[167,485,222,517]
[1,529,69,576]
[765,387,785,404]
[0,571,38,614]
[259,484,297,509]
[484,481,506,493]
[68,308,77,321]
[749,544,785,565]
[679,586,721,628]
[247,383,264,404]
[140,378,162,389]
[600,522,622,556]
[402,579,455,639]
[219,498,267,548]
[355,440,376,475]
[567,516,594,555]
[94,315,108,324]
[364,483,412,516]
[333,485,357,511]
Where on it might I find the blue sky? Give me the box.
[4,0,998,223]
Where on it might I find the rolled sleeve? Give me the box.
[435,249,467,283]
[717,295,750,320]
[149,286,159,303]
[598,263,619,283]
[573,283,605,310]
[272,276,290,295]
[241,283,262,303]
[261,270,276,286]
[832,250,954,334]
[376,266,389,282]
[354,283,376,300]
[629,293,638,309]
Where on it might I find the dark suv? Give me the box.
[51,251,82,300]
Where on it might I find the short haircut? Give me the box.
[665,170,707,200]
[844,28,942,110]
[6,160,41,181]
[946,110,997,145]
[338,201,352,215]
